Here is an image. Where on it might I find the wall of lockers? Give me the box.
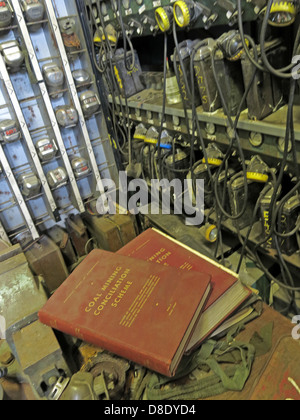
[0,0,118,244]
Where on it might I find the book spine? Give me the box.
[38,310,172,377]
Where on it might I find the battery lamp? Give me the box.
[268,0,298,27]
[155,6,173,32]
[173,0,194,28]
[246,156,270,183]
[202,144,224,167]
[204,224,218,243]
[173,0,217,28]
[94,24,117,46]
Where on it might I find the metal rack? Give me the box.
[11,0,86,214]
[0,0,119,241]
[108,90,300,170]
[0,53,58,217]
[45,0,107,197]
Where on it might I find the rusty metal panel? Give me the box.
[0,245,48,357]
[13,320,72,399]
[0,243,71,399]
[24,234,69,293]
[83,214,138,252]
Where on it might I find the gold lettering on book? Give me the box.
[84,266,132,316]
[147,248,172,265]
[101,266,123,292]
[179,261,193,271]
[167,302,177,317]
[119,274,160,329]
[111,281,133,308]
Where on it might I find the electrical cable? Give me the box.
[289,119,300,185]
[277,215,300,238]
[236,182,273,274]
[249,79,299,295]
[235,168,278,273]
[207,37,296,288]
[189,40,233,263]
[91,0,129,156]
[95,0,134,168]
[274,179,300,238]
[188,37,257,262]
[189,41,224,259]
[156,32,168,181]
[211,38,261,240]
[260,0,300,79]
[268,155,299,300]
[253,79,297,250]
[88,1,300,296]
[237,0,300,74]
[237,0,265,73]
[172,24,193,103]
[172,21,193,154]
[254,244,300,292]
[140,143,149,183]
[172,22,207,223]
[210,45,251,221]
[116,0,136,72]
[102,61,129,156]
[274,234,296,288]
[189,40,215,186]
[81,0,132,168]
[214,160,229,264]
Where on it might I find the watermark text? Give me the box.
[96,172,205,226]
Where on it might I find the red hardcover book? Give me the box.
[117,228,252,353]
[38,249,211,377]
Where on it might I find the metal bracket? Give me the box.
[0,220,11,245]
[0,143,39,240]
[0,54,59,221]
[45,0,106,196]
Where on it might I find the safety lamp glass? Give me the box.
[173,1,191,27]
[268,0,298,26]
